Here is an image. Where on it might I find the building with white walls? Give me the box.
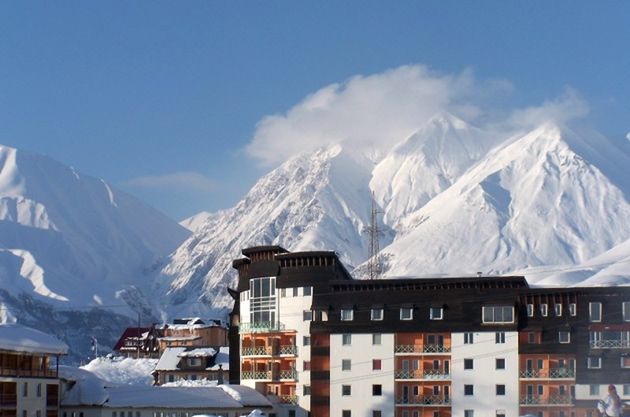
[228,246,630,417]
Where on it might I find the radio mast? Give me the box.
[366,192,383,280]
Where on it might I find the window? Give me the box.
[569,303,577,316]
[528,332,537,344]
[113,413,117,417]
[303,286,312,296]
[496,385,506,395]
[540,304,548,316]
[168,375,174,382]
[303,310,312,321]
[464,359,474,370]
[621,356,630,368]
[36,383,41,397]
[555,304,562,316]
[303,361,311,371]
[342,359,351,371]
[430,307,443,320]
[527,303,534,317]
[293,287,299,297]
[371,308,384,321]
[372,359,382,370]
[496,358,505,369]
[372,333,382,345]
[289,411,296,417]
[623,302,630,321]
[36,411,41,417]
[496,411,506,417]
[187,357,201,367]
[341,309,353,321]
[589,385,600,396]
[587,357,601,369]
[464,385,474,395]
[249,277,277,324]
[495,332,506,344]
[303,385,311,395]
[538,385,544,395]
[559,331,571,343]
[303,336,311,346]
[373,412,382,417]
[589,302,602,322]
[465,411,474,417]
[342,411,351,417]
[342,385,351,396]
[464,332,474,344]
[400,307,413,320]
[23,382,27,397]
[623,384,630,396]
[342,334,352,345]
[483,306,514,323]
[372,384,382,396]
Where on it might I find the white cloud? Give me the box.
[508,88,589,128]
[124,171,216,193]
[246,65,485,166]
[626,132,630,142]
[245,64,591,166]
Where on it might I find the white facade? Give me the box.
[329,333,395,417]
[60,406,250,417]
[575,383,630,401]
[451,331,519,417]
[1,377,59,417]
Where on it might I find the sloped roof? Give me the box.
[154,347,186,371]
[0,323,68,355]
[112,327,150,351]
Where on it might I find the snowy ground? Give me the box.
[80,356,157,385]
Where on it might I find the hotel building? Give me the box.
[228,246,630,417]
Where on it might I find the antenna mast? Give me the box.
[367,191,383,280]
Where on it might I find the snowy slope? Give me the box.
[371,113,497,230]
[378,123,630,278]
[180,211,216,233]
[157,145,383,315]
[0,144,190,309]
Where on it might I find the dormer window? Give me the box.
[187,357,201,367]
[400,307,413,321]
[341,309,354,321]
[430,307,443,320]
[482,306,514,324]
[527,304,534,317]
[569,303,577,316]
[371,308,384,321]
[540,304,548,317]
[589,302,602,322]
[555,304,562,317]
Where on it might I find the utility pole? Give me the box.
[366,191,383,280]
[137,312,141,359]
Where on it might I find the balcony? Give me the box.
[590,340,630,349]
[279,369,298,380]
[520,395,574,406]
[0,368,58,378]
[279,345,298,355]
[241,369,298,381]
[395,369,450,380]
[278,395,299,405]
[242,370,272,380]
[519,368,575,379]
[396,396,451,406]
[241,346,273,356]
[239,322,286,334]
[395,345,451,354]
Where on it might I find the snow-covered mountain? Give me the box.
[180,211,215,233]
[0,144,190,360]
[159,115,630,315]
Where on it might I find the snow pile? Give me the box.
[59,366,109,406]
[162,378,218,388]
[81,356,157,386]
[219,385,271,407]
[179,348,216,358]
[0,323,68,354]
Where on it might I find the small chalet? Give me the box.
[157,318,228,350]
[112,325,162,358]
[153,346,229,385]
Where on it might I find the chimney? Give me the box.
[217,364,224,385]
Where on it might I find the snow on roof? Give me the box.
[178,347,216,358]
[162,379,218,388]
[154,347,186,371]
[0,323,68,355]
[158,336,200,341]
[219,385,270,407]
[63,384,270,409]
[81,357,157,386]
[208,346,229,371]
[59,366,110,406]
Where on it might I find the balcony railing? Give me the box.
[239,322,286,334]
[395,345,451,354]
[590,340,630,349]
[279,395,299,405]
[520,368,575,379]
[395,369,450,380]
[0,368,57,378]
[241,346,272,356]
[396,396,451,405]
[279,345,298,355]
[520,395,574,405]
[242,369,297,381]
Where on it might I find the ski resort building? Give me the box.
[0,323,68,417]
[228,246,630,417]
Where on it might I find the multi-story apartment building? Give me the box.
[0,324,68,417]
[229,246,630,417]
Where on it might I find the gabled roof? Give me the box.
[112,327,150,351]
[0,323,68,355]
[154,347,187,371]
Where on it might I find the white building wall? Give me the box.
[575,383,630,401]
[0,377,57,417]
[60,406,246,417]
[329,333,395,417]
[451,331,519,417]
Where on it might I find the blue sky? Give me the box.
[1,1,629,220]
